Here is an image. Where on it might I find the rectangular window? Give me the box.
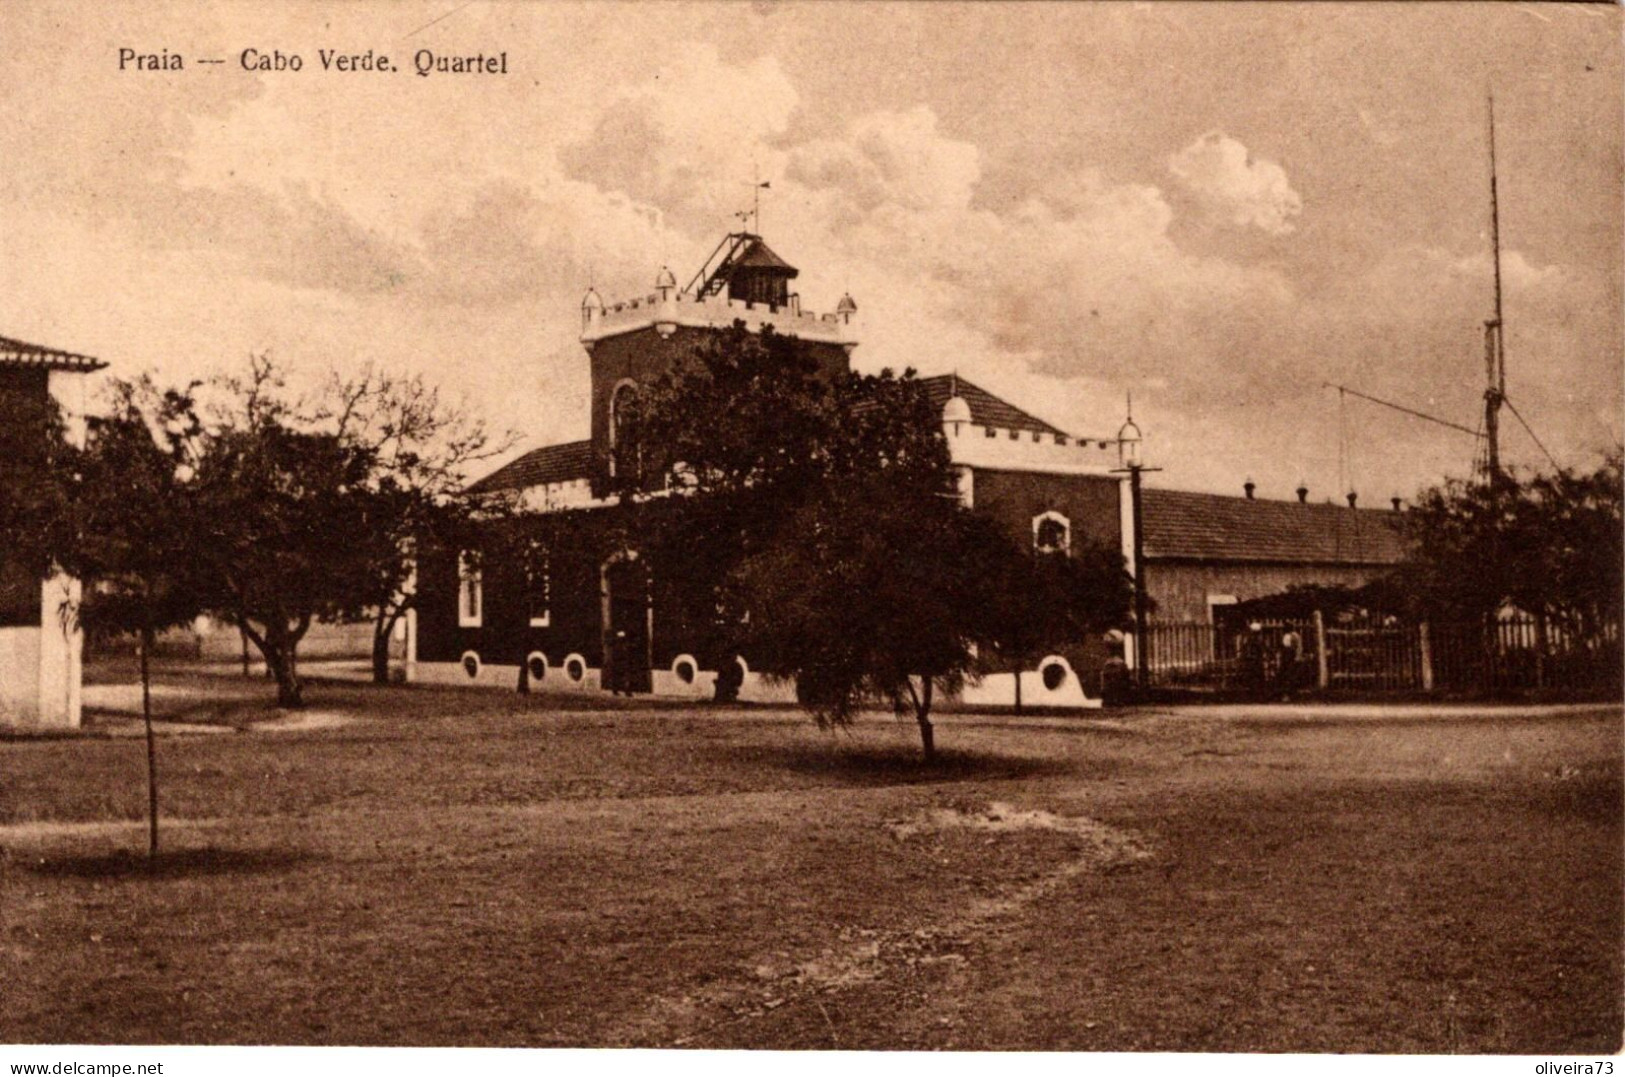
[527,548,550,628]
[458,551,483,628]
[954,466,975,509]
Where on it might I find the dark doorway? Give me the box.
[602,554,652,695]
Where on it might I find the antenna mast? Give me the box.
[1483,93,1507,484]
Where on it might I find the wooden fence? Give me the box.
[1141,612,1621,696]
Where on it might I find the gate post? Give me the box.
[1313,609,1329,689]
[1419,620,1434,692]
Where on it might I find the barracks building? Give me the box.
[409,232,1404,708]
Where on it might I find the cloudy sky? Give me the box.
[3,1,1619,500]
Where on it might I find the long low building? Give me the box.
[411,231,1406,707]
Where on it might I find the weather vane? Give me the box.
[738,165,770,235]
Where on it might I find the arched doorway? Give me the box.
[601,551,652,695]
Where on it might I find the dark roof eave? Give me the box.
[465,439,594,494]
[1143,552,1407,567]
[0,334,108,373]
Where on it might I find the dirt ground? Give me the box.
[2,671,1619,1052]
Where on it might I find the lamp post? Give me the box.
[1110,403,1160,690]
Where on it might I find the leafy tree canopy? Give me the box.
[315,366,516,683]
[617,321,1131,758]
[1398,455,1623,631]
[0,384,76,588]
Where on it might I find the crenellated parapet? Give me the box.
[942,416,1120,476]
[581,289,858,351]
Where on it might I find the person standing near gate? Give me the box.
[612,628,630,696]
[1242,622,1268,698]
[1276,626,1305,699]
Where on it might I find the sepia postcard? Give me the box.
[1,2,1620,1072]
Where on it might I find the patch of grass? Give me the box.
[23,846,312,879]
[1,672,1619,1050]
[714,742,1084,786]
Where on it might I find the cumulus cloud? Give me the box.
[787,106,981,214]
[559,43,798,232]
[3,8,1612,500]
[1169,131,1303,235]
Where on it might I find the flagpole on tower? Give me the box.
[741,169,770,236]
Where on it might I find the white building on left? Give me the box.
[1,334,104,728]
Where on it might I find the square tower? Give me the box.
[578,233,858,493]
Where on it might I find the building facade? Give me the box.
[0,335,105,728]
[411,233,1406,708]
[1140,487,1408,626]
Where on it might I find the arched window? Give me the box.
[526,542,550,628]
[457,551,482,627]
[608,379,638,478]
[1033,511,1071,556]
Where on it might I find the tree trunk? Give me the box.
[140,625,159,858]
[1013,656,1023,715]
[915,678,936,763]
[274,660,303,708]
[265,623,304,709]
[371,614,395,685]
[516,643,531,694]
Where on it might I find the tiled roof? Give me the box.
[729,238,798,277]
[1142,488,1408,565]
[0,334,106,372]
[918,374,1070,437]
[467,440,592,494]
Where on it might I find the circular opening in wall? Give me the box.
[526,653,548,683]
[1040,661,1067,692]
[461,652,481,680]
[674,657,696,685]
[565,655,586,683]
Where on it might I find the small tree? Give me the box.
[190,357,381,708]
[984,540,1136,712]
[736,371,1130,760]
[318,368,516,683]
[75,378,207,856]
[737,471,1021,761]
[619,328,1131,757]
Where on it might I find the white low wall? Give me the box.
[0,575,83,729]
[410,655,1099,710]
[413,657,603,693]
[958,656,1102,709]
[0,626,44,725]
[410,654,804,703]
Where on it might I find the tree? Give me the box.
[983,539,1136,713]
[623,328,1130,759]
[737,469,1025,760]
[189,357,382,707]
[0,383,76,595]
[613,323,846,698]
[612,321,834,502]
[1400,455,1624,634]
[74,378,207,856]
[317,367,516,684]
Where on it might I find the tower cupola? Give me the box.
[836,292,858,325]
[581,287,605,331]
[1118,391,1144,467]
[723,236,798,309]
